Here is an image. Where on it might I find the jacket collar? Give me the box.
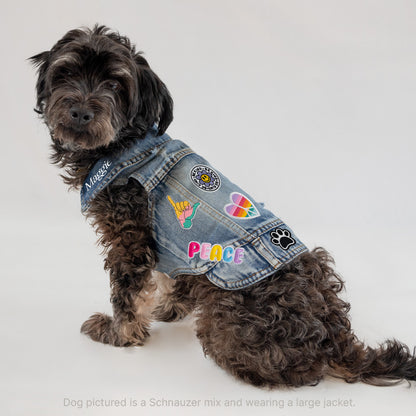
[80,125,170,212]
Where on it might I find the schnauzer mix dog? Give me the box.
[31,25,416,388]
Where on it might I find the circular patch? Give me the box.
[190,165,221,192]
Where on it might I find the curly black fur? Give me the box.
[30,25,172,188]
[30,25,416,388]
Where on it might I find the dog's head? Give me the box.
[30,25,173,151]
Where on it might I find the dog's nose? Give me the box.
[70,106,95,126]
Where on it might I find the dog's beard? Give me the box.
[45,86,125,151]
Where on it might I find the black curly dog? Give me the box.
[30,25,416,387]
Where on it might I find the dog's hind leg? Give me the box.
[153,274,197,322]
[192,274,330,388]
[191,249,350,387]
[80,180,158,347]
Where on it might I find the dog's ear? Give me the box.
[29,51,51,114]
[131,54,173,136]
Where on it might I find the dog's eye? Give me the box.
[106,81,120,91]
[61,68,73,77]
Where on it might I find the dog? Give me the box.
[30,25,416,388]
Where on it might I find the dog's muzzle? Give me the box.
[69,105,95,127]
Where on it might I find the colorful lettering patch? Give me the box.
[190,165,221,192]
[188,241,245,264]
[224,192,259,219]
[270,228,295,250]
[167,196,200,229]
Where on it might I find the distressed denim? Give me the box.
[81,126,308,290]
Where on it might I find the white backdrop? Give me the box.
[1,1,415,415]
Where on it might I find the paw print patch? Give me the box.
[270,228,295,250]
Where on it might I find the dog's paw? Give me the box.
[81,313,113,344]
[270,228,296,250]
[152,302,190,322]
[81,313,149,347]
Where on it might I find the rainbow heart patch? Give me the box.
[224,192,260,219]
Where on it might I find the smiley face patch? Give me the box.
[190,165,221,192]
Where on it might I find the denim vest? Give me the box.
[81,127,308,290]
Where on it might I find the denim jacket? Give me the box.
[81,126,308,290]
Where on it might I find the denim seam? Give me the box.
[207,265,275,290]
[145,148,195,192]
[252,237,282,268]
[206,245,308,290]
[82,140,173,211]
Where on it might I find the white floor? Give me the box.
[1,216,415,416]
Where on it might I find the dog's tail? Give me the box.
[329,337,416,385]
[305,247,416,386]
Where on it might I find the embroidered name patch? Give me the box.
[167,196,200,229]
[270,228,295,250]
[225,192,259,219]
[84,160,112,191]
[188,241,245,264]
[190,165,221,192]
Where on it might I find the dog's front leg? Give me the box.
[80,181,157,347]
[80,266,156,347]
